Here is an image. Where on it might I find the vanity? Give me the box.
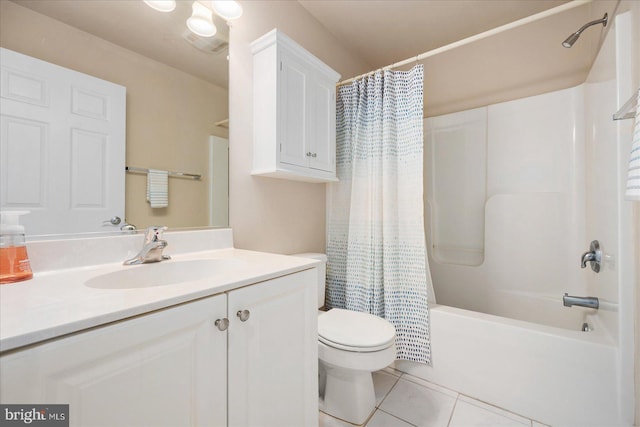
[0,229,319,427]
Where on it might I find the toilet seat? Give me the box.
[318,308,396,352]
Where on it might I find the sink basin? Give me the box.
[85,259,246,289]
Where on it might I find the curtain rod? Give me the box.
[337,0,593,87]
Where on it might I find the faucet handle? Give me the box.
[144,226,168,243]
[581,240,602,273]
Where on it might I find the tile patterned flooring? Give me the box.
[319,368,550,427]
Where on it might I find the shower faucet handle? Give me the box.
[581,240,602,273]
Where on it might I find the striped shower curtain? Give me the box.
[326,65,431,364]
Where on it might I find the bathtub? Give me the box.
[394,304,621,427]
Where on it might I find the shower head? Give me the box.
[562,13,608,48]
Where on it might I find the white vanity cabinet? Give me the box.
[251,29,341,183]
[0,294,228,426]
[0,269,318,427]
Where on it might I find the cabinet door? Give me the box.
[0,295,228,427]
[278,53,309,169]
[228,270,318,427]
[308,75,336,173]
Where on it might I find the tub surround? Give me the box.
[0,228,320,352]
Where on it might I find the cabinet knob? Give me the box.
[236,309,250,322]
[311,153,317,158]
[306,152,312,157]
[215,318,229,331]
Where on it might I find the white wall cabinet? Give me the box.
[251,29,341,183]
[0,270,317,427]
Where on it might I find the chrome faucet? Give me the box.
[123,226,171,265]
[563,293,599,309]
[581,240,602,272]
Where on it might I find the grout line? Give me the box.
[399,373,459,398]
[376,372,401,409]
[320,410,362,427]
[446,395,460,427]
[457,393,533,425]
[375,408,419,427]
[360,408,378,427]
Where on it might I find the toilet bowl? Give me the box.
[294,253,397,425]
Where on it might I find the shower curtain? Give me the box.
[326,65,431,364]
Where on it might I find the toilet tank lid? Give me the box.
[292,253,327,262]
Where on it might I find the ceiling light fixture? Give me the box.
[187,2,217,38]
[143,0,241,38]
[211,1,243,20]
[143,0,176,13]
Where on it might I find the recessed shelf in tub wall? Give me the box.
[613,87,638,120]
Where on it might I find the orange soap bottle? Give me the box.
[0,211,33,284]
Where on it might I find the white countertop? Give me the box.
[0,248,318,352]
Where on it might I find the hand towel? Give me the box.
[147,169,169,208]
[625,90,640,201]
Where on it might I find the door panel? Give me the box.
[279,52,308,168]
[228,270,318,427]
[0,295,228,427]
[0,48,125,235]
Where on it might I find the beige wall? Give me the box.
[0,1,228,231]
[228,1,370,254]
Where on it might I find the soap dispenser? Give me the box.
[0,211,33,284]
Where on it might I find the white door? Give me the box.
[0,48,126,235]
[228,270,318,427]
[0,295,228,427]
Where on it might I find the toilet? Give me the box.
[294,253,397,425]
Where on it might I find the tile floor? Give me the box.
[319,367,550,427]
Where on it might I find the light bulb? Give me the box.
[211,1,243,20]
[143,0,176,13]
[187,2,217,38]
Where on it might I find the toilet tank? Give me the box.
[292,253,326,308]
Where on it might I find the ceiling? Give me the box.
[8,0,616,116]
[298,0,616,116]
[10,0,230,88]
[298,0,571,70]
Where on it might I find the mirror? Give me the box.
[0,0,229,238]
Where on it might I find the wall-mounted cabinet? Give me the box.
[251,29,341,183]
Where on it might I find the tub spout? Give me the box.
[563,293,599,309]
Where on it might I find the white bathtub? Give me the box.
[394,304,621,427]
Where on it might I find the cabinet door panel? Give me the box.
[308,77,335,173]
[279,53,308,168]
[0,295,227,427]
[228,270,318,427]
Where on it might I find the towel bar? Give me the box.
[125,166,201,180]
